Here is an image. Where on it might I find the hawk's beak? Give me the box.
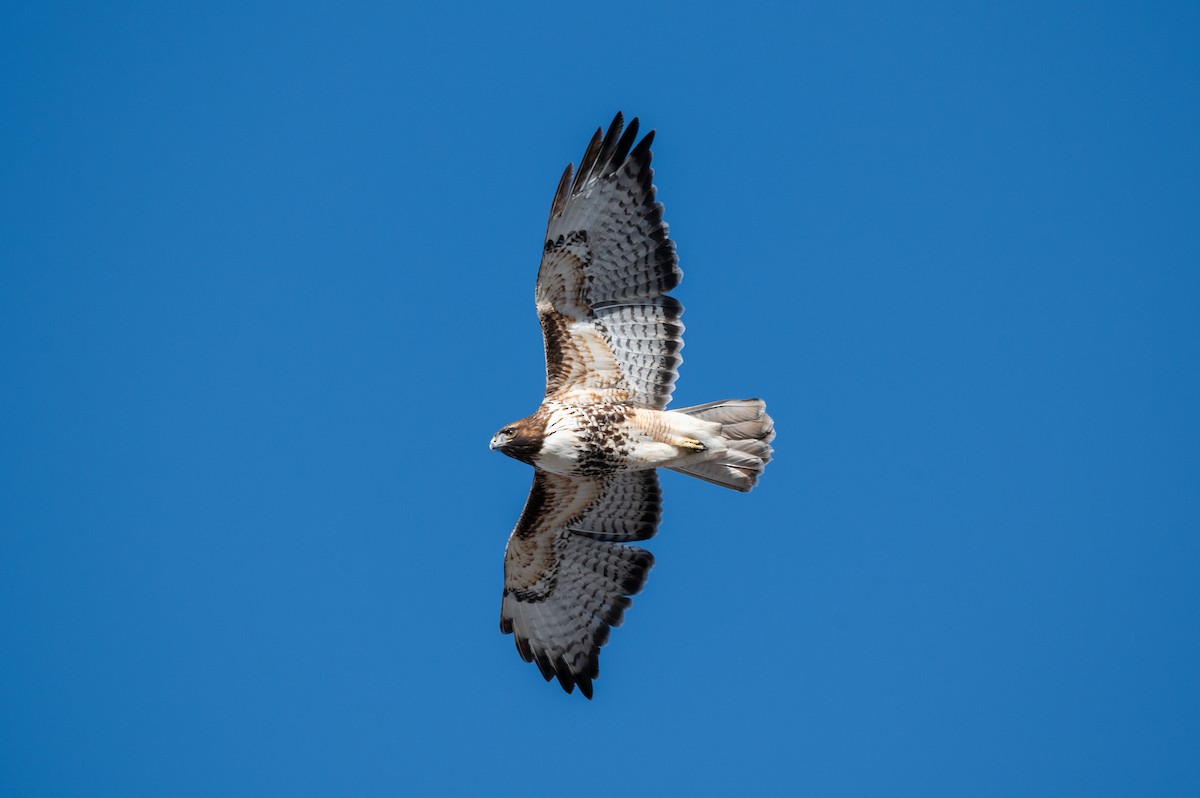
[489,436,499,451]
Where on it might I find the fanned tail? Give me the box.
[667,399,775,491]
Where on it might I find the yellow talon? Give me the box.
[676,437,706,452]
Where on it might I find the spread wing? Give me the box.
[536,113,684,409]
[500,469,660,699]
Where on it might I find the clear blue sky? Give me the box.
[2,1,1198,795]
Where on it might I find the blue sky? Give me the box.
[2,1,1198,795]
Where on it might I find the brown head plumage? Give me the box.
[489,413,547,466]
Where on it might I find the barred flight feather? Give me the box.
[536,113,682,409]
[501,470,659,699]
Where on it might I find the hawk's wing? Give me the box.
[500,469,660,699]
[536,113,684,409]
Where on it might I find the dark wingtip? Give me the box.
[607,117,640,176]
[594,114,626,178]
[549,162,574,219]
[572,127,605,194]
[630,128,656,164]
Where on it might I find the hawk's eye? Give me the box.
[502,427,517,437]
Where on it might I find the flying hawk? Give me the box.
[491,113,774,698]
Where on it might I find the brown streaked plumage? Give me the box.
[491,113,775,699]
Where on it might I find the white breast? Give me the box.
[532,408,586,475]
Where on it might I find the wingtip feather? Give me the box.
[549,162,574,219]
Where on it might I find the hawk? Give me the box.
[490,113,774,698]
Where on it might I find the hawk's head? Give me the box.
[490,416,545,465]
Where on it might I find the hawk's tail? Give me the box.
[667,399,775,492]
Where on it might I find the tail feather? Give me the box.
[667,399,775,492]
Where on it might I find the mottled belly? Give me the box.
[535,404,644,477]
[535,403,701,477]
